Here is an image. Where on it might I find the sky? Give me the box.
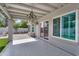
[15,19,21,23]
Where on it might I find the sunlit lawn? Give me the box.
[0,38,9,52]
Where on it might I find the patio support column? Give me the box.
[8,19,13,41]
[28,21,32,35]
[30,23,32,33]
[35,24,39,38]
[49,19,52,40]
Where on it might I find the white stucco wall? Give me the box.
[77,10,79,43]
[35,4,79,55]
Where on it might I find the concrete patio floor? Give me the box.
[1,34,73,56]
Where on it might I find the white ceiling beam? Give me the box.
[7,7,46,15]
[12,16,27,19]
[18,3,50,13]
[22,3,51,12]
[9,12,42,18]
[40,3,58,9]
[12,15,40,20]
[12,15,41,20]
[7,9,44,17]
[8,11,43,17]
[6,3,49,14]
[10,13,27,17]
[23,3,55,12]
[0,5,11,19]
[47,3,66,8]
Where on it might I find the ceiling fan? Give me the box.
[27,4,38,24]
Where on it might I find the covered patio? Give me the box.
[1,34,73,56]
[0,3,79,56]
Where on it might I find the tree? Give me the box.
[13,20,28,29]
[0,20,5,27]
[19,20,28,28]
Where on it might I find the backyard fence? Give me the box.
[0,27,28,37]
[13,28,28,33]
[0,27,8,37]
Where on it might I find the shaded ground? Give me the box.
[1,34,72,56]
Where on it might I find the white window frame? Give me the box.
[52,10,78,42]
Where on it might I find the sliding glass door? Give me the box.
[53,12,76,41]
[62,12,76,40]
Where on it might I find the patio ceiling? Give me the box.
[0,3,68,19]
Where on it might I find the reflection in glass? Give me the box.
[62,12,75,40]
[53,18,60,37]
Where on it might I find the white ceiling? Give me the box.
[0,3,68,19]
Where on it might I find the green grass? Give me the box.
[0,38,9,52]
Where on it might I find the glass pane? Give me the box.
[69,12,75,40]
[62,15,69,39]
[32,25,34,32]
[62,12,76,40]
[53,17,60,37]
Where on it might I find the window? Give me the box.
[62,12,76,40]
[53,17,60,37]
[53,12,76,41]
[32,25,34,32]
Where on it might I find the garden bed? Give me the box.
[0,38,9,53]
